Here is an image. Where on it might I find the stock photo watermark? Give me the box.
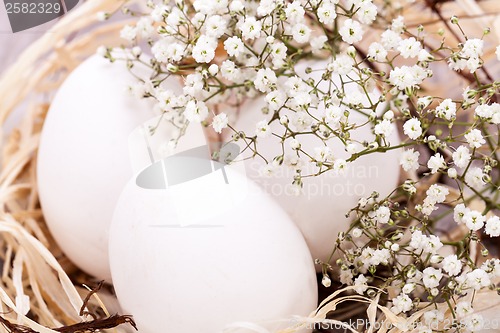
[291,317,500,332]
[3,0,79,32]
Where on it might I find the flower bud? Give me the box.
[322,274,332,288]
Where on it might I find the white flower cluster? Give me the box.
[109,0,500,329]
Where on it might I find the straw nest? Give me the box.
[0,0,500,332]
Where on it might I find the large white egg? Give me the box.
[109,159,318,333]
[227,60,401,267]
[37,54,202,280]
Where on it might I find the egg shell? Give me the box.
[37,54,203,280]
[109,165,318,333]
[226,60,402,266]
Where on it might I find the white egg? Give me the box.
[109,157,318,333]
[227,60,401,267]
[37,54,202,280]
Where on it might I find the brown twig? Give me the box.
[0,315,138,333]
[79,281,104,317]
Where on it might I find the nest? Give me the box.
[0,0,500,332]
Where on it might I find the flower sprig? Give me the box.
[100,0,500,331]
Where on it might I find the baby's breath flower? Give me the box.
[427,153,446,174]
[239,16,262,40]
[339,19,363,44]
[212,113,229,133]
[224,36,244,57]
[353,274,368,294]
[400,149,420,172]
[422,267,443,289]
[403,118,423,140]
[464,210,486,231]
[435,98,456,120]
[255,120,271,138]
[485,216,500,237]
[317,3,337,25]
[442,254,462,276]
[464,167,486,188]
[453,146,471,168]
[397,37,421,59]
[184,100,209,122]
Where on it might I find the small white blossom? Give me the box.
[192,35,217,63]
[422,267,443,289]
[284,1,305,24]
[352,228,363,238]
[97,11,108,21]
[448,168,458,179]
[224,36,245,57]
[442,254,462,276]
[254,68,277,93]
[466,269,491,290]
[136,17,155,38]
[464,210,486,231]
[462,38,484,58]
[403,118,423,140]
[339,270,353,285]
[435,99,456,120]
[333,159,347,175]
[356,2,377,25]
[239,16,262,40]
[314,146,334,163]
[339,19,363,44]
[426,184,448,204]
[464,314,484,332]
[418,49,434,62]
[184,100,209,122]
[391,15,405,33]
[465,129,486,148]
[229,0,244,12]
[374,119,394,137]
[400,149,420,172]
[353,274,368,294]
[464,167,486,188]
[391,294,413,314]
[456,301,474,318]
[211,113,228,133]
[397,37,421,58]
[257,0,281,16]
[208,64,219,76]
[311,35,328,53]
[368,42,388,62]
[317,3,337,25]
[485,216,500,237]
[220,60,240,81]
[402,283,415,294]
[418,96,433,109]
[389,65,429,90]
[150,5,167,22]
[265,90,286,111]
[291,23,312,44]
[427,153,446,174]
[381,29,402,50]
[329,54,354,75]
[423,309,444,326]
[120,25,137,41]
[96,46,107,57]
[452,146,471,168]
[255,120,271,138]
[454,204,470,224]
